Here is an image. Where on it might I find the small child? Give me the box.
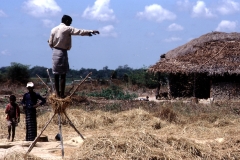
[5,95,20,141]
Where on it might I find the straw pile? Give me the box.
[2,100,240,159]
[47,94,72,114]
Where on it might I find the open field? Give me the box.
[1,82,240,159]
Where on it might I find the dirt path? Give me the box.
[0,135,84,159]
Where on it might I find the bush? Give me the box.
[7,62,30,84]
[87,85,137,100]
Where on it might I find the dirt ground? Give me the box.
[0,133,85,159]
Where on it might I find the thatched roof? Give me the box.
[148,32,240,75]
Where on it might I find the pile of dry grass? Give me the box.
[72,131,166,159]
[47,94,72,114]
[2,99,240,159]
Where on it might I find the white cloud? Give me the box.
[217,0,240,15]
[23,0,61,17]
[167,23,184,31]
[215,20,237,31]
[1,50,10,55]
[82,0,115,22]
[42,19,55,28]
[99,25,117,37]
[164,37,182,42]
[192,1,215,18]
[0,10,7,17]
[137,4,176,22]
[177,0,191,10]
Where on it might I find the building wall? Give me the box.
[168,73,210,99]
[211,82,240,100]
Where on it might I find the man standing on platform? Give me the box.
[48,15,100,98]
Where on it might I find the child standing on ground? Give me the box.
[5,95,20,141]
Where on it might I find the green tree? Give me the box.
[128,67,160,88]
[111,70,117,79]
[115,65,132,79]
[7,62,30,84]
[0,67,7,82]
[78,68,98,79]
[0,72,4,82]
[129,68,146,86]
[29,66,48,78]
[96,66,113,79]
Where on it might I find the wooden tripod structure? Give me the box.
[25,71,92,158]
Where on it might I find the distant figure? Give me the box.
[21,82,46,141]
[139,96,149,101]
[5,95,20,141]
[48,15,100,98]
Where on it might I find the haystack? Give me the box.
[48,94,72,114]
[149,32,240,100]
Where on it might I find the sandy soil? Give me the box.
[0,134,85,159]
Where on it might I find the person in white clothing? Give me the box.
[48,15,99,98]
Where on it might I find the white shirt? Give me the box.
[48,23,93,50]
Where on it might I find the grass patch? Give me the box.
[80,85,137,100]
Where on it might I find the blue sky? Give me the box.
[1,0,240,70]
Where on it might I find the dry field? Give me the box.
[1,83,240,159]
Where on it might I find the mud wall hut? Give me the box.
[148,32,240,100]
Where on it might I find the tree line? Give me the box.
[0,62,167,88]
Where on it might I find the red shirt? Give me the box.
[5,103,20,121]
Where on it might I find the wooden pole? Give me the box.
[69,72,92,97]
[193,73,196,98]
[25,113,56,156]
[36,74,51,92]
[47,69,55,93]
[58,113,64,158]
[64,112,85,140]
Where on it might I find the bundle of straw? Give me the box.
[47,93,72,114]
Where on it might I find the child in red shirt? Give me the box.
[5,95,20,141]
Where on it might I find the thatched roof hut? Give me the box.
[149,32,240,75]
[149,32,240,100]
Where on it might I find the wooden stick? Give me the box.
[25,113,56,156]
[36,74,51,92]
[58,113,64,158]
[69,72,92,97]
[47,69,55,93]
[64,112,85,140]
